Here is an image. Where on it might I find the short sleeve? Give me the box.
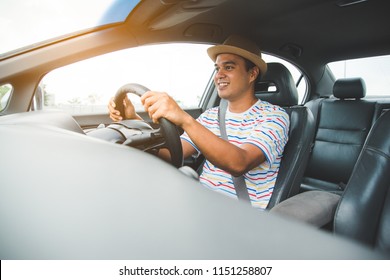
[244,108,289,166]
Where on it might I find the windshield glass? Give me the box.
[39,43,214,114]
[0,0,140,56]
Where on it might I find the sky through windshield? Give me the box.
[0,0,140,56]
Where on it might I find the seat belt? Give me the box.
[218,99,251,204]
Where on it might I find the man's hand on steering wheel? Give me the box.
[107,83,183,168]
[141,91,189,126]
[108,96,141,122]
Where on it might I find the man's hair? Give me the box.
[244,58,256,71]
[243,58,261,81]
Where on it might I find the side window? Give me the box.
[39,43,214,115]
[0,83,13,112]
[328,54,390,97]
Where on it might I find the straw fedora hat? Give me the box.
[207,35,267,75]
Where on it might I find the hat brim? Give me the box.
[207,45,267,75]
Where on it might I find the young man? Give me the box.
[108,35,289,209]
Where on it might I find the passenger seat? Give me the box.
[301,78,376,194]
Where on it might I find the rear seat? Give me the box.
[300,78,377,194]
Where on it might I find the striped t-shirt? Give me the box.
[181,99,289,209]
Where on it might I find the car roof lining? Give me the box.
[125,0,390,83]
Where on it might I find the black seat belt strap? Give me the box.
[219,99,251,204]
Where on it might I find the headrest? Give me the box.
[333,78,366,99]
[254,62,298,107]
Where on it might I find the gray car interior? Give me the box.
[1,109,387,259]
[1,0,390,260]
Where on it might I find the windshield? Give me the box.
[0,0,140,57]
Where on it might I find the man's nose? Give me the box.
[215,68,226,78]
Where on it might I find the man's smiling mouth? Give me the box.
[218,81,229,88]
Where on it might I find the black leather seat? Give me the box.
[255,63,315,209]
[301,78,376,194]
[334,109,390,251]
[271,109,390,253]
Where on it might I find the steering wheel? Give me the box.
[113,83,183,168]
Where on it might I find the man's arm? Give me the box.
[158,140,198,163]
[141,91,265,176]
[180,116,265,177]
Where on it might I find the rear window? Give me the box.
[328,54,390,97]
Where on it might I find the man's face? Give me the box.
[213,53,256,101]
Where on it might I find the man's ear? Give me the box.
[250,66,260,82]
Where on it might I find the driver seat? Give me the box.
[255,63,316,209]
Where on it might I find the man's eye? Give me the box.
[225,66,233,70]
